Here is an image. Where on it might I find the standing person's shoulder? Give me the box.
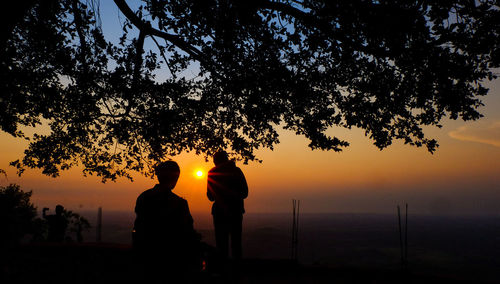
[223,160,237,171]
[232,162,244,174]
[208,166,218,174]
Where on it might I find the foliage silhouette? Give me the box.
[0,183,91,244]
[63,209,91,242]
[1,0,499,181]
[38,207,91,242]
[0,184,37,246]
[43,206,91,242]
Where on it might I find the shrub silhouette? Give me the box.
[0,184,37,247]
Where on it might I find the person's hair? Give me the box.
[213,151,229,166]
[154,161,180,186]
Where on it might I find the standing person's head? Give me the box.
[55,205,64,215]
[155,161,180,190]
[213,151,229,166]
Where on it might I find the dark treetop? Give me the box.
[1,0,498,181]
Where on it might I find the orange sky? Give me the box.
[2,0,500,216]
[1,79,499,216]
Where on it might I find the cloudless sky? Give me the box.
[1,1,499,218]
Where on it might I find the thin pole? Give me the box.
[291,199,301,261]
[405,203,408,265]
[96,207,102,242]
[397,205,403,265]
[291,200,296,260]
[296,200,300,261]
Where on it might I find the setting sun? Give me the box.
[195,170,204,178]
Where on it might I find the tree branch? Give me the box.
[258,1,388,57]
[259,1,310,20]
[124,29,146,115]
[0,0,38,56]
[150,36,175,78]
[71,0,89,74]
[258,1,347,44]
[112,0,209,66]
[133,29,145,85]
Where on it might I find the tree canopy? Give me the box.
[1,0,499,181]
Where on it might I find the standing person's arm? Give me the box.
[207,170,216,201]
[237,168,248,199]
[207,187,215,201]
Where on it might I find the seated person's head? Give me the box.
[155,161,180,189]
[213,151,229,166]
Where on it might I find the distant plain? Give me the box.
[70,211,500,282]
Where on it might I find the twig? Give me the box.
[150,35,176,79]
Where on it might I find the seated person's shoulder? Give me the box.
[136,187,158,202]
[170,193,188,204]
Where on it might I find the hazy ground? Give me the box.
[66,211,500,282]
[7,210,497,282]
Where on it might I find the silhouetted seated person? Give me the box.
[133,161,201,277]
[43,205,68,242]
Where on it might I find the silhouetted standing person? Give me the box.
[133,161,199,280]
[43,205,68,242]
[207,151,248,260]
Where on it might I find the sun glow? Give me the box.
[195,170,204,178]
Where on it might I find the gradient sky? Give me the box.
[1,2,499,217]
[1,78,499,216]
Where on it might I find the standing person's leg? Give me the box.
[213,214,229,259]
[230,214,243,260]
